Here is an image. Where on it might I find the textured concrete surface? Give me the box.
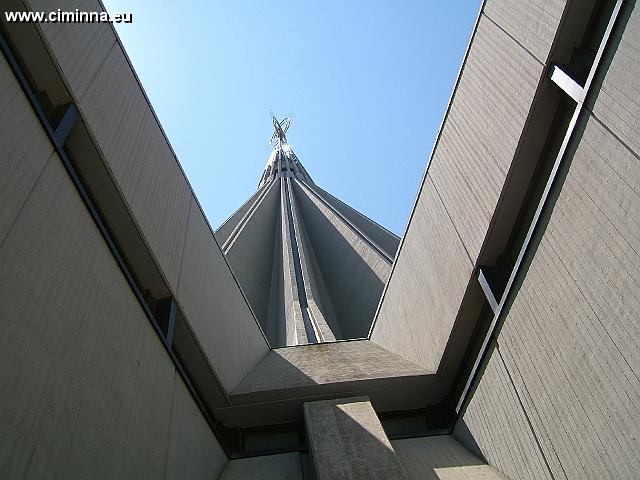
[1,15,230,479]
[591,0,640,157]
[233,340,430,398]
[224,180,280,329]
[460,114,640,479]
[0,52,54,243]
[296,209,342,342]
[220,453,303,480]
[426,14,543,263]
[221,339,447,429]
[178,197,269,391]
[304,397,406,480]
[27,0,116,100]
[32,0,269,396]
[78,45,192,288]
[371,175,473,372]
[281,178,308,345]
[279,181,299,345]
[222,180,276,253]
[314,184,400,258]
[294,180,391,338]
[393,436,509,480]
[453,4,640,479]
[455,6,640,473]
[215,183,269,245]
[484,0,566,63]
[453,353,552,480]
[372,9,552,372]
[374,2,640,479]
[7,2,640,480]
[288,180,338,342]
[166,372,228,479]
[217,145,395,345]
[0,155,226,479]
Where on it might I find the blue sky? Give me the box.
[103,1,479,235]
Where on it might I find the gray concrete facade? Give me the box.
[220,453,303,480]
[0,51,227,477]
[2,0,640,478]
[217,135,399,346]
[392,436,509,480]
[368,0,640,479]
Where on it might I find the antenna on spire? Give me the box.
[269,116,291,149]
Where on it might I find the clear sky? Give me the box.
[103,1,479,235]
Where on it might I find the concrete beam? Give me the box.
[304,397,406,480]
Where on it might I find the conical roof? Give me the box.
[216,118,400,347]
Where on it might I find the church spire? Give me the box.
[269,116,291,150]
[258,116,313,189]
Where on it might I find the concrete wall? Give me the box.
[453,353,553,480]
[215,183,269,245]
[220,453,303,480]
[167,376,228,479]
[483,0,566,63]
[590,0,640,156]
[458,113,640,479]
[392,435,508,480]
[233,340,429,398]
[295,200,343,341]
[178,197,269,390]
[371,0,566,375]
[27,0,269,391]
[455,4,640,479]
[221,340,446,429]
[370,176,472,372]
[224,180,281,330]
[424,13,545,264]
[0,51,54,242]
[281,178,308,345]
[26,0,116,100]
[0,55,227,476]
[294,180,391,338]
[313,184,400,257]
[78,42,192,288]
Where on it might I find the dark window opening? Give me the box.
[484,97,574,303]
[563,0,618,85]
[379,405,454,440]
[239,424,306,457]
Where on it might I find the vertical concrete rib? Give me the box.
[283,177,317,344]
[226,125,397,346]
[288,180,338,342]
[265,212,285,346]
[293,179,392,338]
[279,178,299,345]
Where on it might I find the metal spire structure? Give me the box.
[216,117,400,346]
[257,117,313,189]
[269,116,290,149]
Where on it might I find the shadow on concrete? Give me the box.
[232,340,431,398]
[392,435,507,480]
[305,397,503,480]
[293,181,386,338]
[305,397,406,480]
